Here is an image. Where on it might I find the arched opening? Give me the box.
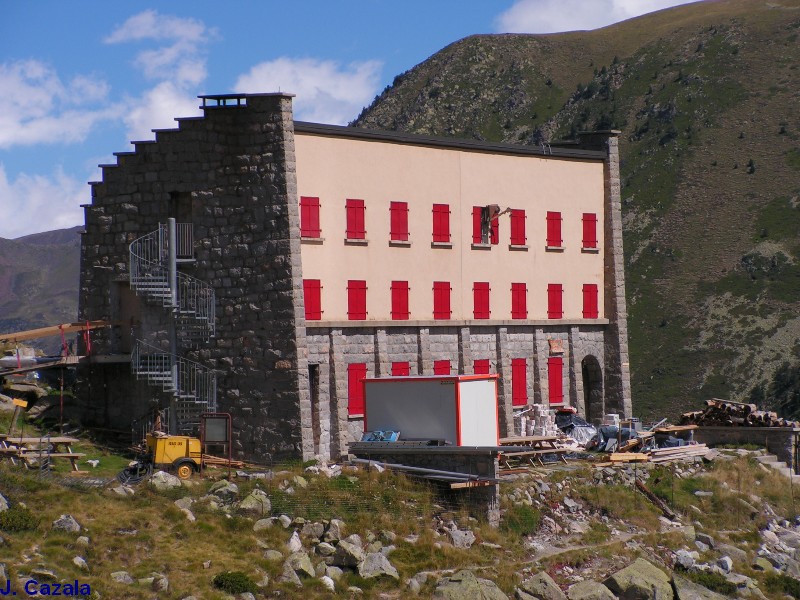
[581,355,604,425]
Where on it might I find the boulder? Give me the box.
[315,542,336,557]
[287,531,303,553]
[716,543,747,564]
[278,562,303,587]
[433,569,509,599]
[174,496,194,510]
[110,571,134,585]
[716,556,733,573]
[695,532,715,549]
[672,574,728,600]
[517,572,566,600]
[52,514,81,533]
[603,558,672,600]
[285,551,315,578]
[264,549,283,562]
[567,580,616,600]
[208,480,239,501]
[238,489,271,517]
[752,557,774,572]
[152,574,169,592]
[358,552,399,580]
[447,528,476,549]
[332,539,365,568]
[674,549,696,571]
[150,471,182,491]
[253,518,273,532]
[72,556,88,570]
[0,493,8,512]
[320,575,335,591]
[326,566,344,581]
[301,521,325,539]
[323,519,345,543]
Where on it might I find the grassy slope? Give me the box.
[354,0,800,420]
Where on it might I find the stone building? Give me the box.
[77,92,631,462]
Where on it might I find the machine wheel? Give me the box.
[175,461,195,480]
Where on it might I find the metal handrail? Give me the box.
[131,340,216,409]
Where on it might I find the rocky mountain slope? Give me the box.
[0,227,81,353]
[353,0,800,420]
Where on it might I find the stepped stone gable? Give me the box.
[78,94,311,462]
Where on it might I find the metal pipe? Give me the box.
[350,457,490,481]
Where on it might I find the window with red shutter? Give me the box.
[511,283,527,319]
[548,357,564,404]
[347,363,367,416]
[582,213,598,249]
[390,281,409,320]
[473,282,490,319]
[300,196,321,238]
[390,201,409,241]
[433,281,451,320]
[510,209,526,246]
[473,359,490,375]
[347,280,367,320]
[472,206,483,244]
[345,199,366,239]
[391,361,410,376]
[303,279,322,320]
[434,360,451,375]
[546,211,562,247]
[547,284,563,319]
[511,358,527,406]
[582,284,599,319]
[490,215,499,245]
[432,204,450,243]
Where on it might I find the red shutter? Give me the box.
[548,357,564,405]
[473,359,490,375]
[511,358,527,406]
[434,360,451,375]
[510,209,526,245]
[490,215,499,245]
[391,361,410,376]
[473,282,490,319]
[547,284,563,319]
[472,206,483,244]
[390,281,409,320]
[582,213,597,249]
[390,201,409,241]
[432,204,450,243]
[303,279,322,320]
[433,281,451,320]
[300,196,321,238]
[348,363,367,416]
[346,199,366,239]
[347,280,367,320]
[583,283,599,318]
[546,211,562,247]
[511,283,527,319]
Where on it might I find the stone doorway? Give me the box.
[582,355,604,425]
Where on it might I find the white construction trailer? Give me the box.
[363,375,500,446]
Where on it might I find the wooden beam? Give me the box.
[0,320,112,344]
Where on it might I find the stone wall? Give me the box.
[349,446,501,527]
[78,94,310,463]
[306,324,606,459]
[693,427,800,474]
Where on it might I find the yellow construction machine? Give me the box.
[145,432,202,479]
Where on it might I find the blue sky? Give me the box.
[0,0,694,239]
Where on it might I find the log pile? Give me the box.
[679,398,800,428]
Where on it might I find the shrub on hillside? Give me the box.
[212,571,257,594]
[0,506,40,532]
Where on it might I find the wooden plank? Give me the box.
[610,452,649,462]
[450,480,495,489]
[0,320,111,344]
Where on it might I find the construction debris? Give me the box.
[680,398,800,428]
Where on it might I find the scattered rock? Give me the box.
[287,530,303,553]
[674,549,696,570]
[76,536,89,547]
[278,562,303,587]
[174,496,194,510]
[52,514,81,533]
[208,480,239,501]
[253,518,274,531]
[292,475,308,489]
[672,574,728,600]
[320,575,335,591]
[152,573,169,592]
[315,542,336,556]
[695,532,715,549]
[278,514,292,528]
[264,549,284,562]
[326,566,344,581]
[0,493,9,512]
[323,519,345,543]
[358,552,399,580]
[752,557,774,572]
[717,556,733,573]
[72,556,88,570]
[447,527,476,549]
[302,521,325,539]
[333,539,365,568]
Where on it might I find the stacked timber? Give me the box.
[679,398,800,428]
[649,443,709,463]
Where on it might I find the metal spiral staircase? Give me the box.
[129,219,217,434]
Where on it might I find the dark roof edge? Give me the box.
[293,121,607,160]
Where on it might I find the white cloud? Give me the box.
[235,57,383,125]
[0,163,87,239]
[0,60,119,149]
[105,10,214,87]
[122,81,202,142]
[494,0,697,33]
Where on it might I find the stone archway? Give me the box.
[581,355,604,425]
